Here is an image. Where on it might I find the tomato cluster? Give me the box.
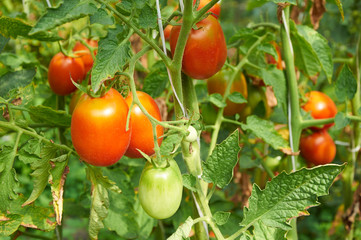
[300,91,337,166]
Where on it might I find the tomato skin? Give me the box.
[302,91,337,130]
[266,41,283,70]
[300,130,336,166]
[139,159,183,219]
[170,15,227,80]
[48,52,85,96]
[163,25,173,41]
[207,70,248,116]
[69,90,90,114]
[125,91,164,158]
[71,88,131,166]
[73,40,98,74]
[193,0,221,18]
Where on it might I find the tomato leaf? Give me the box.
[0,34,9,53]
[0,16,61,41]
[28,105,71,127]
[0,68,36,98]
[208,93,227,108]
[241,116,290,151]
[134,197,157,239]
[213,211,231,226]
[296,25,333,83]
[91,25,132,92]
[253,221,287,240]
[0,214,22,237]
[334,112,351,130]
[335,64,357,101]
[160,134,182,155]
[29,0,97,35]
[0,146,18,212]
[261,66,287,109]
[168,216,194,240]
[182,174,197,192]
[18,139,41,164]
[228,92,247,104]
[90,7,114,25]
[138,4,158,29]
[143,61,169,98]
[239,164,344,232]
[202,130,240,189]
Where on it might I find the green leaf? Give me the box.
[253,221,286,240]
[160,134,182,155]
[240,164,345,232]
[89,7,114,25]
[49,155,69,225]
[0,16,61,41]
[258,43,277,58]
[334,112,351,130]
[229,28,255,44]
[18,139,41,164]
[213,211,231,226]
[28,105,71,127]
[267,0,296,4]
[0,34,9,53]
[261,67,287,109]
[241,116,290,151]
[182,174,197,192]
[0,52,36,70]
[167,216,194,240]
[0,146,18,212]
[0,214,22,237]
[138,4,157,29]
[290,21,321,78]
[335,65,357,101]
[30,0,97,35]
[296,25,333,82]
[228,92,247,104]
[134,197,157,240]
[0,68,36,98]
[202,130,240,188]
[209,93,226,108]
[143,61,169,98]
[91,25,132,92]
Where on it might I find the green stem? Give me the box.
[250,22,280,30]
[333,57,354,64]
[301,118,334,128]
[193,0,220,22]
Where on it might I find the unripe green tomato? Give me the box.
[138,159,183,219]
[185,126,198,142]
[239,85,271,121]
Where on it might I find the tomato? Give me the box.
[266,41,283,70]
[170,15,227,80]
[193,0,221,18]
[239,85,271,121]
[138,159,183,219]
[125,91,164,158]
[207,70,248,116]
[73,39,98,74]
[69,90,90,114]
[163,25,173,41]
[71,88,131,166]
[302,91,337,130]
[48,52,85,96]
[300,130,336,166]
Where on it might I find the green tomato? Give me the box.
[138,159,183,219]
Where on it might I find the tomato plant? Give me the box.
[138,159,183,219]
[170,15,227,79]
[207,69,248,116]
[193,0,221,18]
[266,41,283,70]
[73,39,98,74]
[239,84,271,121]
[300,130,336,166]
[71,88,131,166]
[47,52,85,96]
[125,91,163,158]
[302,91,337,130]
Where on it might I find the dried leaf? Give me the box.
[310,0,326,30]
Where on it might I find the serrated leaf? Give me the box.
[241,116,290,151]
[229,28,255,44]
[30,0,97,35]
[0,214,22,237]
[253,221,286,240]
[334,112,350,130]
[0,52,36,70]
[90,7,114,25]
[202,130,240,188]
[213,211,230,226]
[209,93,226,108]
[160,134,182,155]
[296,25,333,82]
[91,25,132,92]
[49,155,69,225]
[143,61,168,98]
[18,139,41,164]
[258,43,277,58]
[0,68,36,98]
[0,146,18,212]
[240,165,344,232]
[261,67,286,108]
[228,92,247,104]
[182,174,197,192]
[335,65,357,101]
[167,216,194,240]
[138,4,157,29]
[28,105,71,127]
[0,16,61,41]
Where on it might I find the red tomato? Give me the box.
[300,130,336,166]
[170,15,227,80]
[125,91,164,158]
[302,91,337,130]
[48,52,85,96]
[71,88,131,166]
[69,90,90,114]
[73,39,98,73]
[207,70,248,116]
[266,41,283,70]
[193,0,221,18]
[163,25,173,41]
